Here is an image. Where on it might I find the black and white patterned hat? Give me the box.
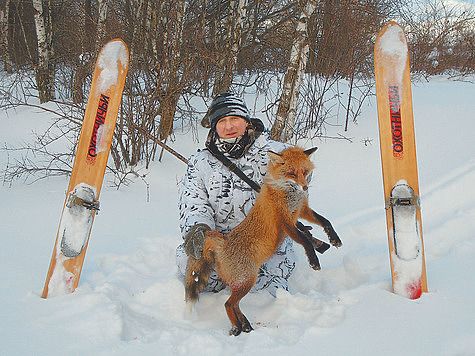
[209,92,251,129]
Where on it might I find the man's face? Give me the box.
[215,116,249,139]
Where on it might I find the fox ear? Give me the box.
[304,147,318,156]
[268,151,284,165]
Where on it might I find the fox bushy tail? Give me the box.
[185,230,224,306]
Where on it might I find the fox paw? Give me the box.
[309,255,321,270]
[325,227,342,247]
[310,261,321,271]
[331,239,342,248]
[229,326,241,336]
[241,322,253,333]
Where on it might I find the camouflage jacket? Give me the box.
[176,134,296,294]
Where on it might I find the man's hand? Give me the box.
[184,223,211,259]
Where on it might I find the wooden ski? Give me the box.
[374,22,428,299]
[42,39,129,298]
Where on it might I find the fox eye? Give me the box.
[288,173,297,178]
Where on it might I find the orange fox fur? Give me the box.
[185,146,341,336]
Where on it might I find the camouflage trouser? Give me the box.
[176,237,296,296]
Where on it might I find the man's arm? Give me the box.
[179,154,216,238]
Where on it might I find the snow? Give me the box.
[96,40,128,95]
[377,23,408,86]
[1,77,475,354]
[95,123,112,155]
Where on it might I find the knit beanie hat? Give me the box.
[208,92,251,129]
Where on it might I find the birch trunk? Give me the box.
[221,0,247,92]
[270,0,317,142]
[95,0,108,52]
[1,1,12,73]
[146,1,158,60]
[72,0,94,103]
[202,0,246,127]
[32,0,54,103]
[212,0,246,96]
[129,0,146,60]
[46,0,54,99]
[158,0,186,141]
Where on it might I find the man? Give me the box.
[176,92,295,295]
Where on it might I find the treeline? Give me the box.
[0,0,473,182]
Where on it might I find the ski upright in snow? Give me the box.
[42,39,129,298]
[374,22,427,299]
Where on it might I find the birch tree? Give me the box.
[270,0,317,142]
[72,0,97,103]
[96,0,108,51]
[158,0,186,141]
[200,0,247,127]
[1,1,12,73]
[32,0,54,103]
[212,0,247,96]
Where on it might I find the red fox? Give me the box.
[185,147,342,336]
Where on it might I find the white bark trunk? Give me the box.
[0,0,12,73]
[271,0,317,142]
[129,0,146,60]
[1,1,11,72]
[95,0,108,52]
[212,0,246,96]
[32,0,47,66]
[159,0,186,141]
[230,0,247,60]
[146,2,158,60]
[32,0,53,102]
[171,0,186,68]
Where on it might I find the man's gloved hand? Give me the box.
[184,223,211,259]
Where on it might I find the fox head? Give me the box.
[266,147,317,192]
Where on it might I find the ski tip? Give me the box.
[101,38,129,69]
[376,22,407,56]
[95,38,129,96]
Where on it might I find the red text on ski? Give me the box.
[87,94,110,162]
[388,86,403,158]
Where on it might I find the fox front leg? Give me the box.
[299,205,342,247]
[285,223,321,270]
[296,221,331,254]
[313,211,342,247]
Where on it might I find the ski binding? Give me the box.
[60,183,99,258]
[388,181,421,261]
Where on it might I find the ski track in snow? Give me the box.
[0,78,474,355]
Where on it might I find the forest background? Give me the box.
[0,0,473,185]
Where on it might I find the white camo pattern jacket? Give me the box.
[176,134,296,295]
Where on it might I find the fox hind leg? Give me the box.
[225,279,255,336]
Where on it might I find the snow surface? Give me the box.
[1,78,474,355]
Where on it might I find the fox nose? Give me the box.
[303,185,308,191]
